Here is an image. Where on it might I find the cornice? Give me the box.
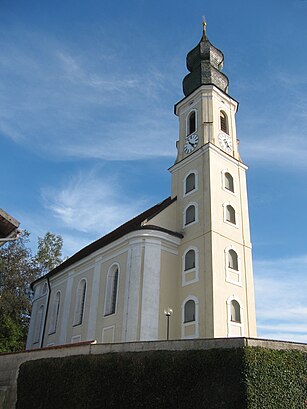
[169,142,248,173]
[174,84,239,115]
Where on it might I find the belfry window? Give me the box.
[230,300,241,323]
[224,172,234,192]
[185,205,196,225]
[185,249,195,270]
[184,300,195,323]
[182,247,199,286]
[226,205,236,224]
[73,279,86,326]
[220,111,228,134]
[228,249,239,271]
[187,111,196,135]
[185,173,196,194]
[104,265,119,316]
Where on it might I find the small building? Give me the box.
[0,209,21,246]
[26,23,257,349]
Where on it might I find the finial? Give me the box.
[202,16,207,37]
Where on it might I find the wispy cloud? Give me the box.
[42,170,148,235]
[242,133,307,168]
[254,255,307,343]
[56,51,140,92]
[0,29,178,161]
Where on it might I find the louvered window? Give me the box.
[220,111,228,134]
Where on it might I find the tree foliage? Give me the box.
[0,230,64,352]
[35,232,63,276]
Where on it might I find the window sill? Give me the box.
[224,220,239,229]
[183,187,198,198]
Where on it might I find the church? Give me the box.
[26,23,257,349]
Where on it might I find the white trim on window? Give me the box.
[183,202,198,228]
[220,110,229,134]
[48,290,61,334]
[226,296,244,337]
[33,304,45,344]
[41,282,48,296]
[183,169,199,197]
[104,263,120,317]
[221,169,236,195]
[182,246,199,286]
[223,202,238,228]
[73,278,87,326]
[181,296,199,339]
[185,109,198,136]
[224,246,242,286]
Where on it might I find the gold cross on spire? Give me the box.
[202,16,207,34]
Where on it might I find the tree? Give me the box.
[35,232,63,276]
[0,231,64,352]
[0,231,38,352]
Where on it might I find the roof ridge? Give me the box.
[32,196,178,285]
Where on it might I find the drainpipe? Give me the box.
[40,276,51,348]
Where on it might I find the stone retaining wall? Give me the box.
[0,337,306,409]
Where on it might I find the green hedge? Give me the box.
[16,347,307,409]
[244,347,307,409]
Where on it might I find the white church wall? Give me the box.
[140,238,162,341]
[158,248,180,340]
[122,239,143,342]
[145,200,177,232]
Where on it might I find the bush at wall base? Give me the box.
[16,347,307,409]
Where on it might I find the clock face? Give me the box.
[218,133,233,153]
[184,133,199,154]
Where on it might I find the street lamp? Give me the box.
[164,307,173,340]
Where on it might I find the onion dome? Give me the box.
[183,20,229,96]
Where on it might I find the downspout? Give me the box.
[40,276,51,348]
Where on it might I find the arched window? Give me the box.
[41,282,48,296]
[185,173,196,194]
[185,205,196,225]
[220,111,228,134]
[49,291,61,334]
[226,205,236,224]
[73,279,86,326]
[228,249,238,271]
[224,172,234,192]
[104,265,119,316]
[34,305,44,344]
[230,300,241,323]
[225,247,241,286]
[184,300,195,323]
[187,111,196,135]
[185,249,195,270]
[182,247,199,286]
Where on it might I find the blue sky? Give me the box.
[1,0,307,343]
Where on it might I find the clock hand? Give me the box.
[224,139,230,149]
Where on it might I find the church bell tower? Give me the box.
[169,22,257,338]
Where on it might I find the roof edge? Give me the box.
[32,196,178,287]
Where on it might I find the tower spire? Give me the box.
[182,22,229,97]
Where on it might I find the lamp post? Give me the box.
[164,307,173,340]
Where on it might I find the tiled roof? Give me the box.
[33,196,180,286]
